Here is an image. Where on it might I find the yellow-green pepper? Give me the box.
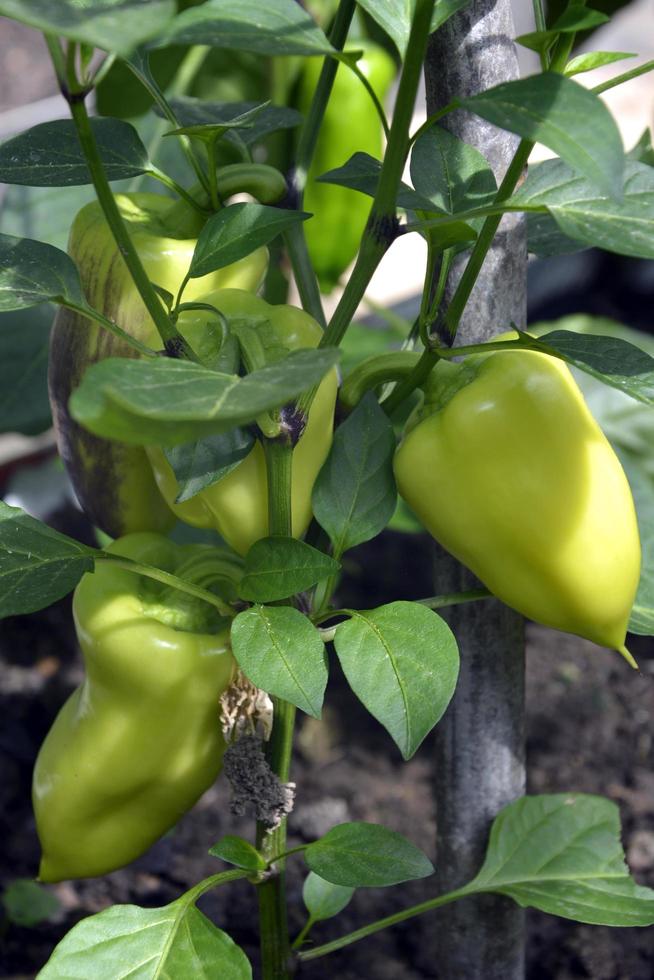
[146,289,338,555]
[298,41,396,292]
[393,348,641,660]
[33,532,236,882]
[49,189,269,538]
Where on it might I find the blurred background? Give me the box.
[0,2,653,977]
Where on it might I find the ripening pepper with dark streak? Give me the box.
[49,171,281,538]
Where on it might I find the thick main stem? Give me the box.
[256,440,296,980]
[424,4,527,979]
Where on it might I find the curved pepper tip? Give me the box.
[618,644,639,670]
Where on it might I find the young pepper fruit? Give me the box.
[298,41,396,292]
[146,289,339,556]
[33,532,236,882]
[49,188,270,538]
[393,349,641,660]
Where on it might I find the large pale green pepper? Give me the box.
[33,533,236,882]
[394,349,641,660]
[298,41,396,292]
[49,186,272,538]
[147,289,339,556]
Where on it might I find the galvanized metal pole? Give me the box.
[424,3,528,978]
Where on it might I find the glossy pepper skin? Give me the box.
[298,41,396,292]
[394,349,641,658]
[49,192,268,538]
[33,533,235,882]
[146,289,338,556]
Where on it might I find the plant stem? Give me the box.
[62,302,158,356]
[255,439,296,979]
[320,0,436,351]
[419,588,493,610]
[96,555,233,617]
[298,885,473,961]
[286,0,356,324]
[283,224,326,327]
[339,351,420,410]
[62,93,193,357]
[442,139,533,341]
[592,58,654,95]
[381,348,440,415]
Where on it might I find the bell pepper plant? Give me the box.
[0,0,653,978]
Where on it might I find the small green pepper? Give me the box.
[33,532,236,882]
[146,289,338,556]
[298,41,396,292]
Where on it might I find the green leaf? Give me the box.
[302,872,354,922]
[564,51,636,77]
[230,605,327,718]
[154,0,333,55]
[0,119,149,187]
[0,503,95,618]
[516,159,654,260]
[0,305,52,435]
[70,348,339,446]
[517,6,609,54]
[0,234,85,311]
[317,152,437,212]
[164,98,303,146]
[461,74,624,199]
[190,204,309,277]
[164,429,255,503]
[312,393,397,557]
[531,329,654,406]
[3,879,58,927]
[0,0,174,57]
[333,602,459,759]
[467,794,654,926]
[628,129,654,167]
[239,537,340,603]
[37,900,252,978]
[305,822,434,888]
[411,125,497,217]
[209,836,266,872]
[356,0,470,58]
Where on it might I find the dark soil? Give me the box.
[1,517,653,980]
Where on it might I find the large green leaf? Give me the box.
[37,899,251,978]
[333,602,459,759]
[154,0,333,55]
[312,393,397,557]
[0,234,85,312]
[0,503,95,618]
[190,204,309,277]
[0,0,174,57]
[356,0,471,58]
[0,119,149,186]
[305,822,434,888]
[230,605,327,718]
[515,159,654,260]
[70,348,339,446]
[467,794,654,926]
[461,74,624,199]
[239,537,339,603]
